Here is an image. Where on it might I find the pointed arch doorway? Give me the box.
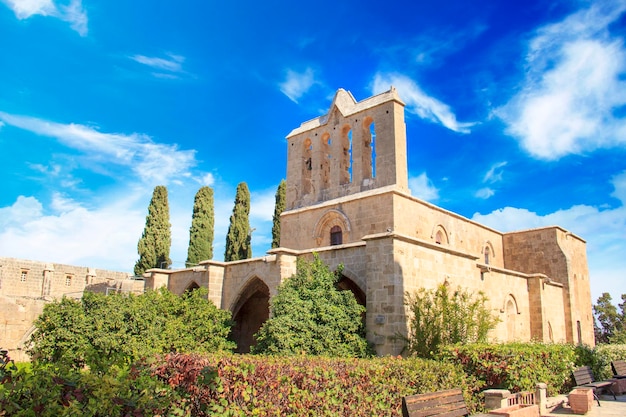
[230,277,270,353]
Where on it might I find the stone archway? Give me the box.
[230,277,270,353]
[336,273,367,324]
[336,275,366,307]
[185,281,200,293]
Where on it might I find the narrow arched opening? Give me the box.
[336,274,367,325]
[230,277,270,353]
[185,281,200,293]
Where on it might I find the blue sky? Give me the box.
[0,0,625,304]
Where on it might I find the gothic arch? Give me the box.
[185,281,200,293]
[230,276,270,353]
[361,116,375,180]
[302,137,313,195]
[430,224,449,245]
[481,240,495,265]
[336,267,366,307]
[313,209,352,247]
[340,124,352,185]
[502,294,519,341]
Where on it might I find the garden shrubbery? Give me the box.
[151,353,480,416]
[440,342,579,396]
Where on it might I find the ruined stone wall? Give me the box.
[0,296,45,362]
[0,257,131,299]
[503,228,594,345]
[280,188,395,250]
[393,193,505,269]
[285,88,408,210]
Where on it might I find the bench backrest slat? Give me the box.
[573,366,595,386]
[402,389,468,417]
[612,360,626,377]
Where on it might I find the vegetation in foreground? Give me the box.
[253,255,372,357]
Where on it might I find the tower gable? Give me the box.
[285,88,409,210]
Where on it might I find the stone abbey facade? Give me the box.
[2,88,595,358]
[144,88,595,355]
[0,258,141,361]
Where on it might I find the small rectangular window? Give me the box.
[65,275,72,286]
[20,270,28,282]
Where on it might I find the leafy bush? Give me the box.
[151,353,480,416]
[403,284,499,358]
[253,255,372,357]
[440,342,578,395]
[28,287,234,373]
[574,343,626,380]
[0,361,186,417]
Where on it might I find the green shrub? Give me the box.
[253,255,372,357]
[0,362,186,417]
[28,287,234,373]
[403,284,499,359]
[151,353,480,416]
[575,343,626,380]
[440,342,577,395]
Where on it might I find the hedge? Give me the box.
[151,353,480,416]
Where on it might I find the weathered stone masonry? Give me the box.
[146,88,594,355]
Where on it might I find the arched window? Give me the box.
[330,225,343,245]
[435,230,443,244]
[484,246,490,265]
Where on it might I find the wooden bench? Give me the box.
[572,366,616,406]
[611,360,626,378]
[402,388,468,417]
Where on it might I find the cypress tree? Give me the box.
[224,182,252,261]
[271,179,286,248]
[186,186,215,267]
[134,185,172,275]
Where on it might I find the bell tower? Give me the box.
[285,88,408,210]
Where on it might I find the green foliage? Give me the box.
[186,186,215,266]
[151,353,479,416]
[135,185,172,275]
[593,292,626,344]
[28,288,234,373]
[403,284,499,359]
[271,179,286,249]
[574,343,626,380]
[224,182,252,262]
[441,342,578,396]
[0,361,187,417]
[253,255,371,357]
[0,349,17,384]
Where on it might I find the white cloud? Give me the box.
[472,170,626,302]
[2,0,88,36]
[2,0,55,18]
[409,172,439,202]
[279,68,316,103]
[0,194,145,271]
[372,72,475,134]
[0,195,42,229]
[483,161,507,183]
[0,111,196,185]
[199,172,215,186]
[130,53,185,73]
[497,1,626,160]
[475,187,495,199]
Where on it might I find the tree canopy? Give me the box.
[224,182,252,261]
[593,292,626,344]
[28,288,234,373]
[271,179,286,249]
[403,284,498,359]
[252,255,371,357]
[186,186,215,266]
[134,185,171,275]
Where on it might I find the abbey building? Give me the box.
[145,88,595,354]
